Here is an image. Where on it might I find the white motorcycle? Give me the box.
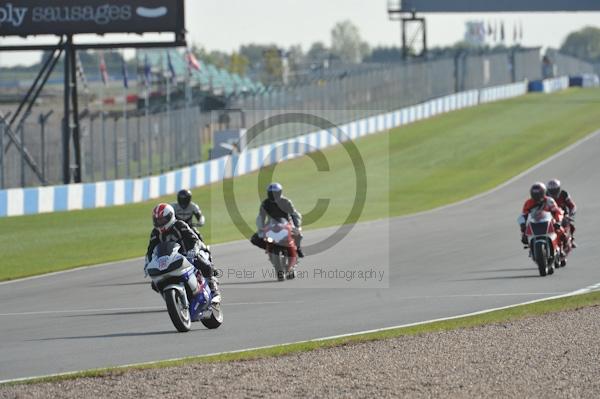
[145,242,222,332]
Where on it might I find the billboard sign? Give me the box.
[0,0,184,37]
[398,0,600,12]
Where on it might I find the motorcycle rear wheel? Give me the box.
[201,303,223,329]
[165,288,192,332]
[286,268,296,280]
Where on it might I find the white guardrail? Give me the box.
[527,76,570,93]
[543,76,570,93]
[0,81,531,217]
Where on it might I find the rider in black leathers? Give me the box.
[172,189,206,240]
[146,203,221,298]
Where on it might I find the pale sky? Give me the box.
[1,0,600,67]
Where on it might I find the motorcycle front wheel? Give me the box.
[534,242,549,277]
[165,288,192,332]
[269,252,286,281]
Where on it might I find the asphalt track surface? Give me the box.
[1,130,600,381]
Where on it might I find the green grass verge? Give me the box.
[1,88,600,280]
[5,290,600,386]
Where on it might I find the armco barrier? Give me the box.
[0,81,529,218]
[569,74,600,88]
[479,82,529,103]
[528,76,570,93]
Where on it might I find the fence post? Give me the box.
[210,110,216,155]
[171,106,176,170]
[170,108,176,170]
[147,102,152,176]
[182,106,187,166]
[101,111,107,181]
[136,112,141,177]
[0,120,4,189]
[19,123,25,187]
[187,103,194,165]
[89,114,95,182]
[113,116,119,179]
[38,110,53,185]
[124,104,130,178]
[509,50,517,83]
[166,79,172,171]
[196,110,202,163]
[39,114,46,183]
[159,105,165,173]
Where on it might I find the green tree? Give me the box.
[240,44,273,68]
[560,26,600,62]
[306,41,330,63]
[287,44,304,66]
[330,20,370,63]
[286,44,304,77]
[262,47,283,84]
[229,52,249,75]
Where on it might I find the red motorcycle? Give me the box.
[262,218,298,281]
[559,216,574,264]
[524,209,564,276]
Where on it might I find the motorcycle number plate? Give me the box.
[158,257,169,271]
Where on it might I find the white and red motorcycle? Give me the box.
[524,209,565,277]
[559,215,575,261]
[262,218,298,281]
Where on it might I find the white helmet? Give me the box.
[152,203,176,233]
[547,179,561,199]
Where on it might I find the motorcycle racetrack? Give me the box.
[1,125,599,381]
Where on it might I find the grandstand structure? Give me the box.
[143,50,266,97]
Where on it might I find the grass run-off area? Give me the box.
[1,88,599,280]
[5,290,600,385]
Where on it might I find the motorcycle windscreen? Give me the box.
[529,211,552,235]
[266,229,291,245]
[530,222,549,236]
[147,258,184,277]
[153,241,180,258]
